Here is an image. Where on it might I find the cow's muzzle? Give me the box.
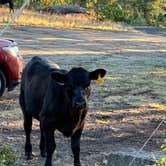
[74,100,86,110]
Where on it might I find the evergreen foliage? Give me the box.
[14,0,166,26]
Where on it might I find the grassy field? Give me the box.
[0,25,165,165]
[0,6,166,165]
[0,7,132,32]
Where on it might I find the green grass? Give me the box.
[0,145,18,166]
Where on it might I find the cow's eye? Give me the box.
[67,88,74,97]
[67,83,74,89]
[66,84,74,94]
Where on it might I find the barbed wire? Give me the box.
[0,0,29,147]
[128,119,165,166]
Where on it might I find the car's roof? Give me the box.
[0,39,13,48]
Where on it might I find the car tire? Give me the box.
[0,70,6,97]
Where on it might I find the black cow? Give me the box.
[0,0,14,12]
[19,56,106,166]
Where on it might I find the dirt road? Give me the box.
[0,26,166,166]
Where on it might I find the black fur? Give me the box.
[19,56,106,166]
[0,0,14,12]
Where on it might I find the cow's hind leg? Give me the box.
[44,128,56,166]
[40,122,47,157]
[71,129,83,166]
[9,2,14,13]
[23,112,33,160]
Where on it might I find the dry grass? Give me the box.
[0,7,131,31]
[148,103,166,110]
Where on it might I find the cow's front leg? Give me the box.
[23,112,33,160]
[44,128,56,166]
[71,128,83,166]
[40,122,47,157]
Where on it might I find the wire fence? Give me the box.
[15,0,37,9]
[0,0,30,36]
[128,119,165,166]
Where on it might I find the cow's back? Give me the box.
[20,56,60,118]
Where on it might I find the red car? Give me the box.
[0,39,24,97]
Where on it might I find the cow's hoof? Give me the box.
[44,162,52,166]
[41,151,47,157]
[74,161,81,166]
[45,164,52,166]
[25,152,34,160]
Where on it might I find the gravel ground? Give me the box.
[0,26,166,166]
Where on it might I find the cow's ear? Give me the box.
[51,71,67,84]
[89,69,106,80]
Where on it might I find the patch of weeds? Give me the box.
[146,144,166,166]
[0,145,18,166]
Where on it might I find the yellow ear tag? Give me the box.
[96,74,104,85]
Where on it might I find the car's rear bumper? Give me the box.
[7,56,24,80]
[8,79,20,91]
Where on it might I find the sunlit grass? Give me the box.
[0,7,131,31]
[145,71,166,76]
[20,50,106,56]
[93,37,166,42]
[96,119,110,124]
[149,103,166,110]
[124,49,166,53]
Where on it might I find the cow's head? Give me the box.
[51,67,106,111]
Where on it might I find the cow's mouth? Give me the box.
[74,102,87,110]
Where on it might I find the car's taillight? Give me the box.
[2,45,19,57]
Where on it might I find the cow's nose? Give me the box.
[75,101,86,109]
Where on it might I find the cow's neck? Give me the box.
[72,108,87,134]
[61,90,87,135]
[58,108,87,137]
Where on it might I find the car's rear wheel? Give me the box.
[0,70,6,97]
